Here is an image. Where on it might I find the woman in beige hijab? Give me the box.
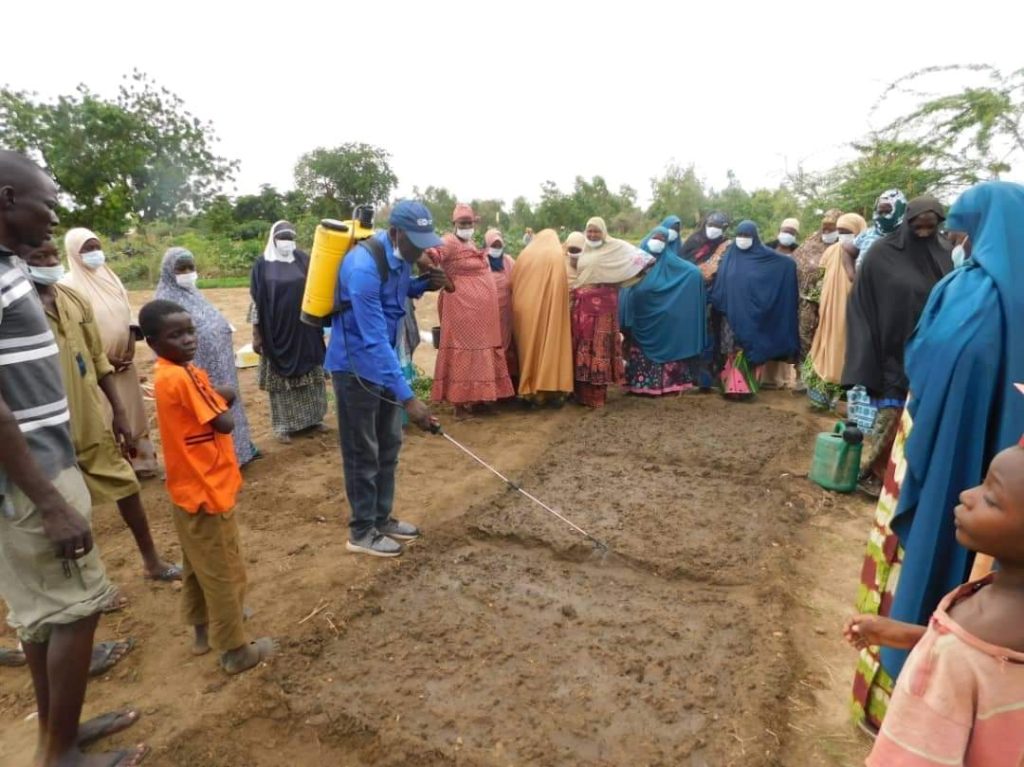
[571,217,652,408]
[64,228,159,476]
[511,230,573,406]
[804,212,868,406]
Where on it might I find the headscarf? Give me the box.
[619,226,706,363]
[62,228,134,358]
[841,196,952,399]
[708,221,800,365]
[640,215,683,259]
[572,217,653,288]
[263,220,297,263]
[807,213,867,382]
[511,229,573,397]
[250,224,325,378]
[485,228,506,272]
[680,212,728,263]
[452,203,475,222]
[781,217,801,233]
[792,209,842,289]
[154,247,232,340]
[878,182,1024,679]
[563,231,585,281]
[872,189,908,235]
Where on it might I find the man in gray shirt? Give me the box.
[0,151,146,767]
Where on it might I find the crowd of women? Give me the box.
[13,180,1022,755]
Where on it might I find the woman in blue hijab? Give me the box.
[620,225,705,396]
[850,181,1024,733]
[639,215,683,258]
[708,221,800,399]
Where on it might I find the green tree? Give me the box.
[790,64,1024,217]
[876,64,1024,187]
[411,185,458,231]
[0,70,237,235]
[233,184,285,223]
[648,163,706,227]
[294,142,397,219]
[534,176,642,233]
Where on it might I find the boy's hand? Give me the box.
[111,407,134,459]
[843,614,925,651]
[215,385,236,406]
[38,494,93,560]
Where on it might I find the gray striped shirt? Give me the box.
[0,248,77,488]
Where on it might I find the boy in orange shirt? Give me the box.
[139,299,276,674]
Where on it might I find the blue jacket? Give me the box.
[324,231,428,401]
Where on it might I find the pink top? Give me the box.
[867,576,1024,767]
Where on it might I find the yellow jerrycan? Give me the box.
[300,205,376,326]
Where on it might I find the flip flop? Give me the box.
[0,647,26,667]
[101,592,129,614]
[102,744,149,766]
[145,564,182,583]
[90,638,135,677]
[77,708,141,748]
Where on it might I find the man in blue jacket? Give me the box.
[325,200,445,557]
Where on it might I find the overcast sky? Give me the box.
[5,0,1022,207]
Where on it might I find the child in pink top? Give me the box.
[844,442,1024,766]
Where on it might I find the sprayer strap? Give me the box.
[338,237,390,312]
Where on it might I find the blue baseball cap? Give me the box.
[389,200,443,249]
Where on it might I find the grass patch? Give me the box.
[198,276,250,289]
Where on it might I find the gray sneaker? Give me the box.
[378,519,420,541]
[346,532,403,558]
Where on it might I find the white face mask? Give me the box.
[488,247,504,258]
[735,237,754,251]
[821,231,839,244]
[456,228,475,241]
[777,232,797,247]
[28,264,65,285]
[667,230,679,242]
[705,226,723,240]
[586,238,604,249]
[647,239,666,255]
[838,233,856,247]
[951,243,967,268]
[175,271,199,289]
[275,240,296,258]
[81,251,106,269]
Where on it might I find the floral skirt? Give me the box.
[624,346,697,396]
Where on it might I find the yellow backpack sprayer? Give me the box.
[300,204,377,327]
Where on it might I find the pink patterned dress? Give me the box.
[491,255,518,380]
[430,235,514,405]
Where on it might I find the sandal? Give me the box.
[90,638,135,677]
[77,707,141,748]
[101,591,129,614]
[102,744,149,766]
[0,647,26,667]
[145,564,182,583]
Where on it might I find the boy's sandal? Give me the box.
[90,638,135,677]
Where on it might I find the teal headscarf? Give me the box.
[640,215,683,259]
[873,189,908,234]
[619,226,706,363]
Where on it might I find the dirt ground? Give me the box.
[1,288,874,766]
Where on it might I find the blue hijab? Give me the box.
[708,221,800,365]
[882,181,1024,678]
[620,226,706,363]
[640,215,683,259]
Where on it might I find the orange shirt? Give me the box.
[152,357,242,513]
